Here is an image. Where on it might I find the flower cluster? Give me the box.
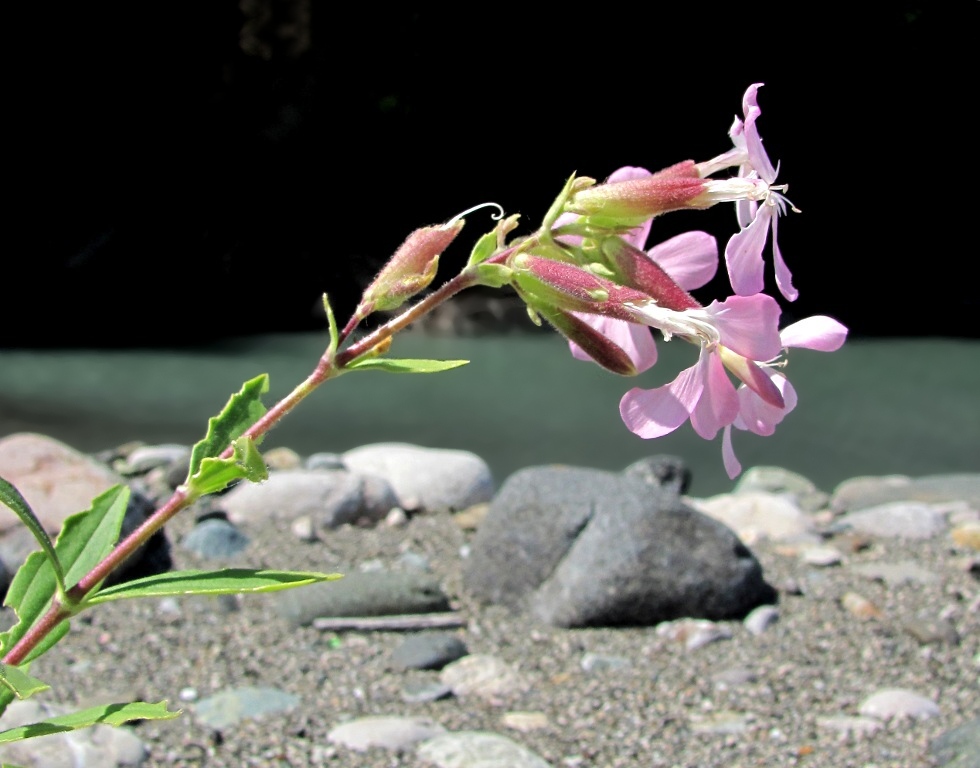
[505,83,846,478]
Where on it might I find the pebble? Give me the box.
[851,560,941,586]
[743,604,780,635]
[580,652,632,673]
[689,490,820,544]
[656,618,733,651]
[192,686,300,729]
[801,545,843,567]
[0,700,148,768]
[391,632,469,670]
[179,517,250,559]
[439,654,527,704]
[859,688,941,721]
[837,501,947,539]
[417,731,551,768]
[327,716,446,752]
[501,711,550,732]
[841,591,883,621]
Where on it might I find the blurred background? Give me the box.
[3,2,977,495]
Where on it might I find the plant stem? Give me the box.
[1,266,482,668]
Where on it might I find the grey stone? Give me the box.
[121,443,191,474]
[221,469,396,528]
[689,491,819,545]
[272,570,450,627]
[342,442,494,512]
[328,716,446,752]
[621,454,690,494]
[464,465,776,628]
[832,474,980,513]
[851,560,940,586]
[0,699,149,767]
[391,632,468,670]
[838,502,947,539]
[192,685,299,729]
[179,517,250,559]
[734,465,829,511]
[417,731,551,768]
[930,717,980,768]
[859,688,940,721]
[439,654,527,702]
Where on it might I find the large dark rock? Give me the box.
[463,462,776,628]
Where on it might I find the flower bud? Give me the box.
[534,305,639,376]
[511,255,650,321]
[357,221,464,317]
[600,237,700,312]
[565,163,706,223]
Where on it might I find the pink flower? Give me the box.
[618,293,784,442]
[720,315,849,478]
[724,83,797,301]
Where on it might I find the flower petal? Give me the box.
[570,314,658,372]
[690,351,739,439]
[724,206,771,297]
[648,231,718,291]
[619,350,707,438]
[734,373,798,436]
[705,294,782,361]
[780,316,848,352]
[771,211,798,302]
[742,83,778,184]
[722,425,742,479]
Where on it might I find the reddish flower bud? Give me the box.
[565,164,707,223]
[357,221,464,316]
[600,237,700,312]
[511,255,650,321]
[534,305,638,376]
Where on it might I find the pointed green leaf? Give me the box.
[0,477,65,596]
[0,700,180,744]
[345,358,469,374]
[188,374,269,478]
[322,293,339,358]
[185,435,268,498]
[0,664,49,700]
[0,485,130,664]
[465,230,499,267]
[233,436,268,483]
[85,568,342,605]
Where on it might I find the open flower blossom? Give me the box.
[697,83,799,301]
[720,316,848,477]
[619,304,847,478]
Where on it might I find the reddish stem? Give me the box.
[1,266,485,668]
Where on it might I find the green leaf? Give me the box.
[0,485,130,664]
[465,230,499,267]
[187,374,269,478]
[345,358,469,374]
[186,436,268,497]
[0,700,180,744]
[0,664,49,700]
[0,478,65,597]
[85,568,342,605]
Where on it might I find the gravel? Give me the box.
[16,500,980,768]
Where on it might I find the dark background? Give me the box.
[8,2,976,348]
